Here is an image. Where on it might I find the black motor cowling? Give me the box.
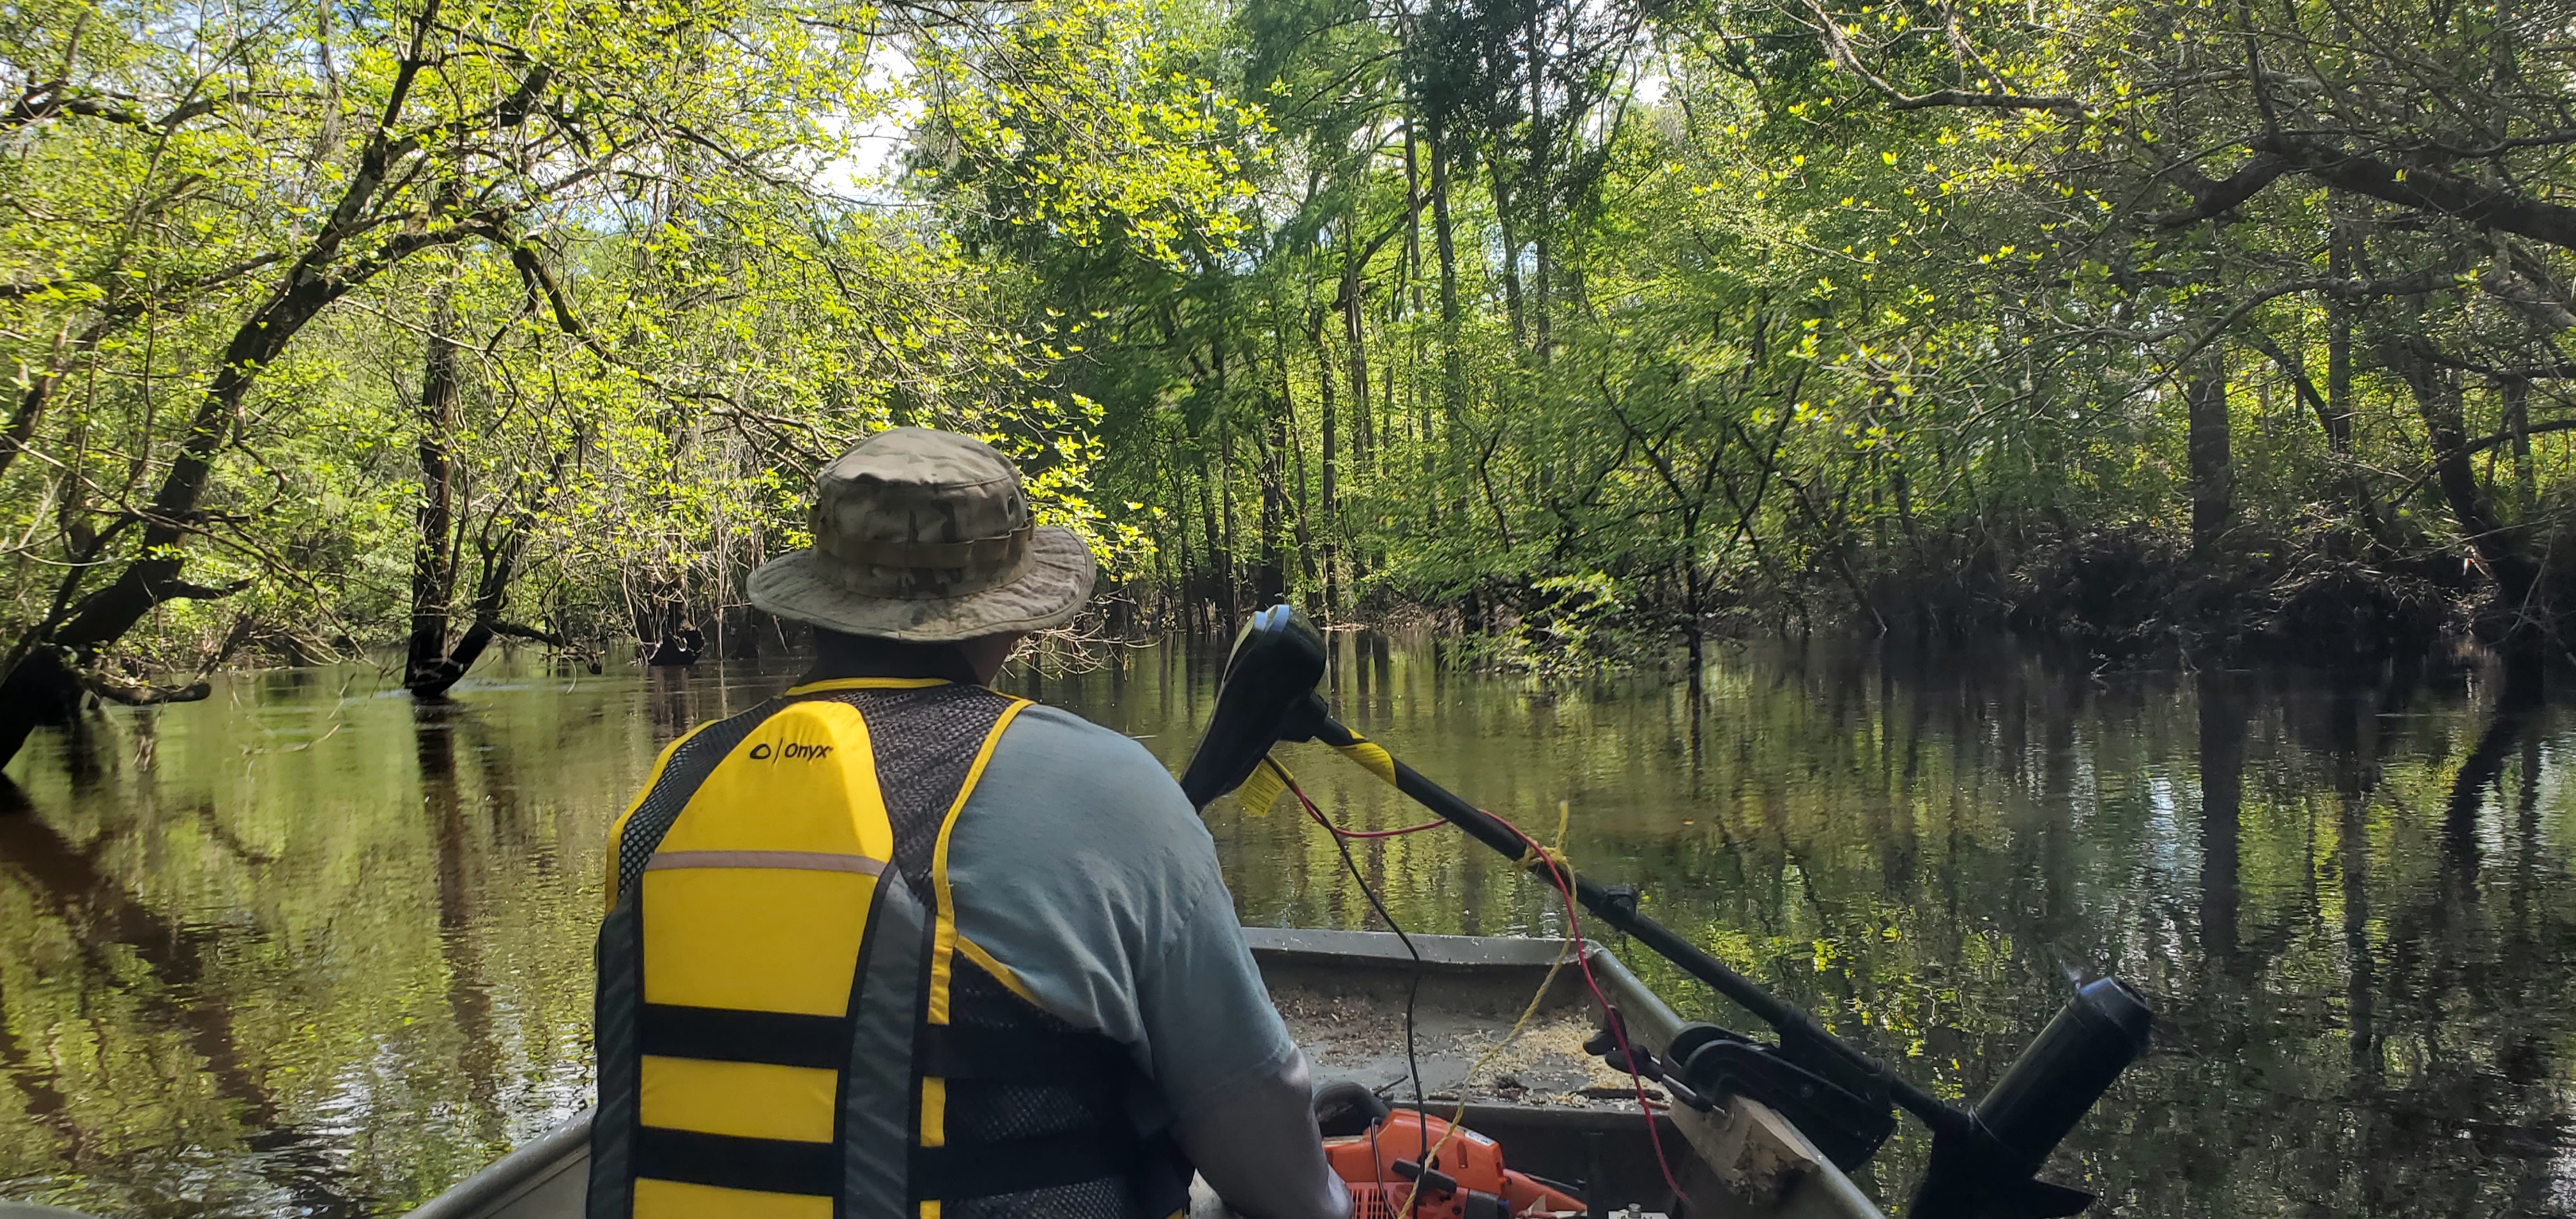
[1178,606,1330,809]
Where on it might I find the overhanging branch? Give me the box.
[2153,153,2291,227]
[2260,133,2576,254]
[152,576,254,604]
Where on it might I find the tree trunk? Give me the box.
[408,525,543,698]
[1491,160,1525,350]
[1280,326,1308,525]
[1683,555,1705,700]
[1313,310,1341,615]
[406,286,464,692]
[0,649,85,763]
[55,273,348,656]
[1533,230,1554,368]
[1429,118,1465,526]
[2325,235,2356,456]
[1341,259,1372,471]
[1215,339,1239,624]
[1196,473,1223,630]
[1165,459,1196,632]
[2386,338,2546,666]
[1432,126,1462,416]
[1256,360,1291,608]
[2186,352,2233,556]
[1403,121,1424,318]
[2504,374,2534,507]
[438,540,524,683]
[0,259,355,763]
[1523,4,1552,367]
[0,43,473,763]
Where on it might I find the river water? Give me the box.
[1,635,2571,1216]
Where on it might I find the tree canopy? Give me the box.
[9,0,2576,758]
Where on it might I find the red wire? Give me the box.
[1278,770,1432,1213]
[1285,780,1446,839]
[1495,815,1692,1208]
[1324,816,1451,839]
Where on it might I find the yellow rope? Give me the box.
[1392,799,1577,1218]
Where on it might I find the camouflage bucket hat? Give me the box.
[746,427,1096,642]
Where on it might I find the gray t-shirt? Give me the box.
[945,703,1347,1219]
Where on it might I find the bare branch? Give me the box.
[487,620,569,646]
[1797,1,2085,115]
[3,84,149,130]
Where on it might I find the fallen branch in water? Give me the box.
[84,671,212,706]
[487,620,570,646]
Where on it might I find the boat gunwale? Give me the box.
[401,931,1882,1219]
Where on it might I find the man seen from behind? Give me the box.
[586,427,1350,1219]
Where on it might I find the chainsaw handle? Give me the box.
[1312,1080,1393,1138]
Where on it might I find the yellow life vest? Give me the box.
[587,679,1192,1219]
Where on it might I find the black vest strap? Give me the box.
[635,1126,838,1197]
[917,1022,1131,1088]
[640,1004,847,1070]
[1133,1131,1197,1218]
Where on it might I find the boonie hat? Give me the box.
[746,427,1096,641]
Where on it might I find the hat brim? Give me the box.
[745,525,1098,643]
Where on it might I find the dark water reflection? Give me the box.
[3,638,2574,1215]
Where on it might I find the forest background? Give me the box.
[5,0,2574,766]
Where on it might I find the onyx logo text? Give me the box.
[747,741,833,761]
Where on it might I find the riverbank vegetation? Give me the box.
[9,0,2576,758]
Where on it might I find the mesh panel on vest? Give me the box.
[822,684,1011,893]
[953,1178,1133,1219]
[613,700,780,896]
[946,960,1123,1142]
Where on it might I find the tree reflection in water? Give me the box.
[1,640,2575,1215]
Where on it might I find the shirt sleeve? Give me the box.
[1172,1046,1353,1219]
[944,707,1346,1218]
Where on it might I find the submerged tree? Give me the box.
[0,0,907,746]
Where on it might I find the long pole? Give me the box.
[1315,712,1966,1132]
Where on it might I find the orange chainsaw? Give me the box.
[1317,1085,1586,1219]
